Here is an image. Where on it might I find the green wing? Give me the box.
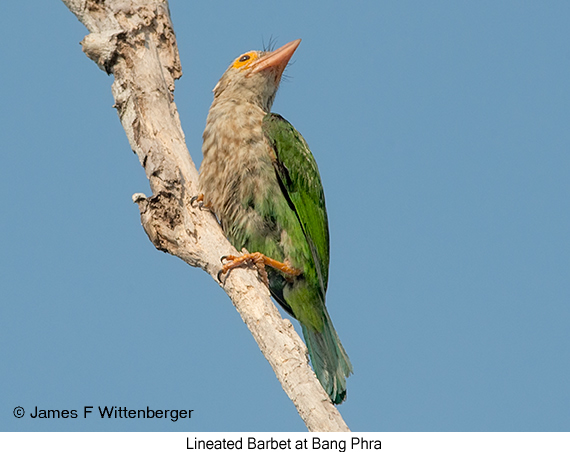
[262,113,330,294]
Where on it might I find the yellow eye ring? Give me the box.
[232,51,258,69]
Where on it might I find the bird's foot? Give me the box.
[218,252,301,285]
[190,193,212,211]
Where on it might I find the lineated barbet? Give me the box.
[199,39,353,404]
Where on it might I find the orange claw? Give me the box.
[218,252,302,285]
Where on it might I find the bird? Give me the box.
[199,39,352,404]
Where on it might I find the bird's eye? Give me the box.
[232,52,257,69]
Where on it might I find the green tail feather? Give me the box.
[301,310,353,404]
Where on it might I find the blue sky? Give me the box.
[1,1,569,432]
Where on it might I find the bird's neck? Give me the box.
[205,98,267,134]
[212,81,276,113]
[214,95,272,113]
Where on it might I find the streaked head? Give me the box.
[213,39,301,111]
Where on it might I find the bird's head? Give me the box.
[212,39,301,112]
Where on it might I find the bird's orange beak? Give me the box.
[250,39,301,79]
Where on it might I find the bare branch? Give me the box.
[62,0,350,432]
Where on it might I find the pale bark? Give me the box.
[62,0,350,432]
